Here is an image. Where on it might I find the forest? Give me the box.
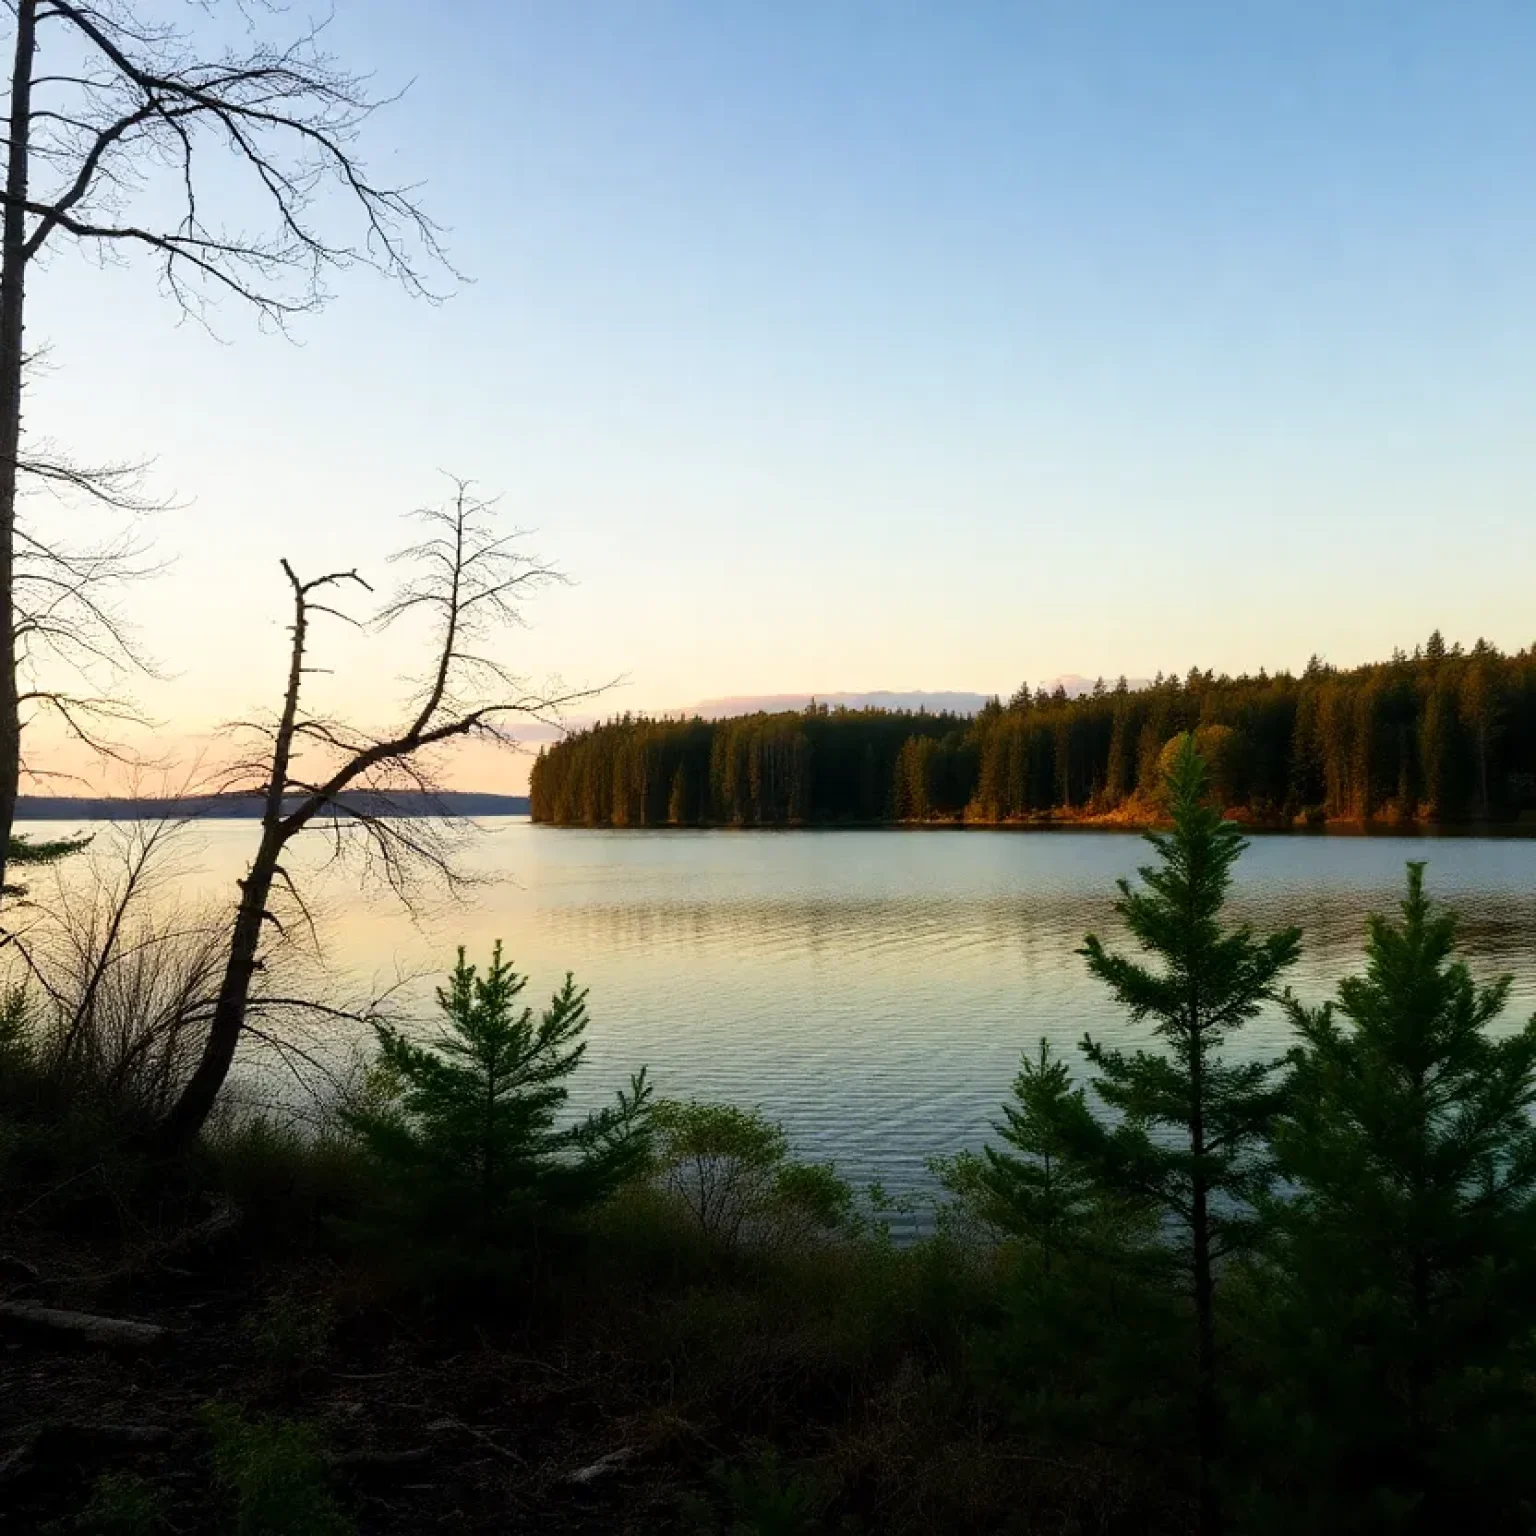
[530,633,1536,828]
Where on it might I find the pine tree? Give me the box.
[1259,865,1536,1532]
[972,1039,1106,1268]
[1071,734,1302,1533]
[348,945,652,1256]
[952,1041,1181,1459]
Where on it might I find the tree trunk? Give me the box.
[1477,724,1489,820]
[1188,1013,1221,1536]
[161,563,312,1149]
[157,835,281,1149]
[0,0,37,906]
[1191,1170,1219,1536]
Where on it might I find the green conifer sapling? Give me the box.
[348,943,652,1251]
[1266,863,1536,1531]
[1073,733,1301,1533]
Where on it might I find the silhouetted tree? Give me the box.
[161,483,586,1150]
[0,0,449,900]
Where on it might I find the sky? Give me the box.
[18,1,1536,793]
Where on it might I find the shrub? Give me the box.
[652,1099,852,1250]
[13,824,226,1128]
[240,1289,335,1375]
[73,1472,167,1536]
[936,1038,1139,1266]
[202,1112,377,1252]
[202,1404,352,1536]
[683,1446,824,1534]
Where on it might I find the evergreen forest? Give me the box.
[531,633,1536,828]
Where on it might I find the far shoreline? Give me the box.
[529,815,1536,840]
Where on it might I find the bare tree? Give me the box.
[159,481,591,1150]
[4,424,168,883]
[0,0,449,899]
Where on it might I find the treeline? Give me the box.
[530,633,1536,826]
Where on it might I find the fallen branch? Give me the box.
[0,1301,167,1351]
[424,1416,525,1466]
[100,1202,244,1289]
[566,1446,638,1486]
[327,1446,434,1477]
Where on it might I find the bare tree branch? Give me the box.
[159,479,602,1147]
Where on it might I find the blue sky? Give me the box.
[22,2,1536,788]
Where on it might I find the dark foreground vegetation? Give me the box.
[531,632,1536,828]
[5,737,1536,1534]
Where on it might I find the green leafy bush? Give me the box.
[203,1113,377,1251]
[652,1099,851,1249]
[202,1404,352,1536]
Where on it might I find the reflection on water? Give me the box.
[27,819,1536,1196]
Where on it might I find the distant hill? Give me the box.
[1034,674,1154,699]
[686,690,995,718]
[15,791,530,821]
[680,680,1153,719]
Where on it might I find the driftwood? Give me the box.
[0,1300,167,1351]
[0,1423,172,1489]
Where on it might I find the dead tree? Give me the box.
[6,809,402,1130]
[0,0,449,901]
[159,482,589,1150]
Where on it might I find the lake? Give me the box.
[25,819,1536,1199]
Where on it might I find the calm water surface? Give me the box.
[32,819,1536,1195]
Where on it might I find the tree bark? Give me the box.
[0,0,38,906]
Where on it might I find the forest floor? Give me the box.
[0,1210,1174,1535]
[2,1229,679,1534]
